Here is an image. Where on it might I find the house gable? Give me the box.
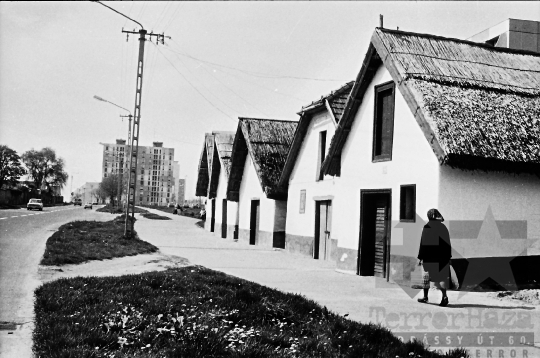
[207,132,234,199]
[278,82,354,187]
[324,27,540,176]
[195,133,213,197]
[227,118,298,201]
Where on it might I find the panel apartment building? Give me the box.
[101,140,179,206]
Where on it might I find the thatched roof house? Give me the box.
[227,118,298,201]
[323,28,540,176]
[279,81,354,187]
[195,133,214,197]
[195,131,235,198]
[208,132,235,199]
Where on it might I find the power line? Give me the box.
[162,46,268,117]
[161,44,255,118]
[168,39,347,82]
[154,44,237,123]
[165,42,309,103]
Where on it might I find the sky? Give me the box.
[0,1,538,200]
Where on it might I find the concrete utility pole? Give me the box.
[94,1,170,237]
[123,28,170,238]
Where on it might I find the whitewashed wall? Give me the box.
[439,167,540,257]
[333,66,441,259]
[238,154,275,233]
[286,109,337,239]
[213,166,238,238]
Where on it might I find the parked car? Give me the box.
[74,199,82,206]
[84,202,93,209]
[27,198,43,211]
[92,202,98,205]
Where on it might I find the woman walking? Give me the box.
[417,209,452,306]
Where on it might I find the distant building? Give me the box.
[177,178,185,206]
[74,182,100,204]
[100,140,177,206]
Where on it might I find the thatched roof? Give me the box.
[195,133,214,197]
[227,118,298,201]
[208,132,235,199]
[195,131,234,198]
[324,28,540,176]
[278,82,354,187]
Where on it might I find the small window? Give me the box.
[299,189,306,214]
[400,184,416,222]
[372,81,395,162]
[316,131,327,181]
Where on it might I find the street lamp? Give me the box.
[94,95,133,210]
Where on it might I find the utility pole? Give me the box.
[93,1,170,237]
[119,114,133,209]
[122,28,170,237]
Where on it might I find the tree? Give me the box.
[99,174,126,207]
[21,148,68,193]
[0,145,26,189]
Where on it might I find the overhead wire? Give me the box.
[168,39,347,82]
[162,44,257,118]
[165,41,308,103]
[153,43,237,123]
[162,45,269,117]
[163,2,184,32]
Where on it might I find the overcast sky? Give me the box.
[1,2,538,199]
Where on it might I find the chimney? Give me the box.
[153,142,163,148]
[467,19,540,53]
[116,139,126,145]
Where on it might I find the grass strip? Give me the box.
[96,205,149,214]
[34,267,469,358]
[141,213,172,220]
[40,215,158,266]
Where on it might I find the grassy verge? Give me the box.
[40,215,158,266]
[96,205,149,214]
[141,213,172,220]
[34,267,469,358]
[140,205,201,218]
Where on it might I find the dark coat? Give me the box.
[417,220,451,264]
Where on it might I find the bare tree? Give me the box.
[0,145,26,189]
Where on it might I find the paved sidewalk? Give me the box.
[135,208,540,354]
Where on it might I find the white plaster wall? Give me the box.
[238,154,276,233]
[333,66,441,258]
[286,109,337,238]
[439,167,540,257]
[214,167,238,234]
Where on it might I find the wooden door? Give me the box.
[221,199,227,238]
[249,200,260,245]
[210,199,216,232]
[359,192,390,277]
[373,198,388,277]
[315,201,332,260]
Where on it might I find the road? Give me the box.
[0,205,112,357]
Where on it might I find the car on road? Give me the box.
[84,202,93,209]
[74,199,82,206]
[27,198,44,211]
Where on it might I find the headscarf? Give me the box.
[427,208,444,222]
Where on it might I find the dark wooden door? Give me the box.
[249,200,260,245]
[210,198,216,232]
[221,199,227,239]
[314,201,332,260]
[359,192,390,277]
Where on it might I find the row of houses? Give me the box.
[195,20,540,288]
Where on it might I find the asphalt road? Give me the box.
[0,205,112,357]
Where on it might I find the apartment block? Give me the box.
[101,140,177,206]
